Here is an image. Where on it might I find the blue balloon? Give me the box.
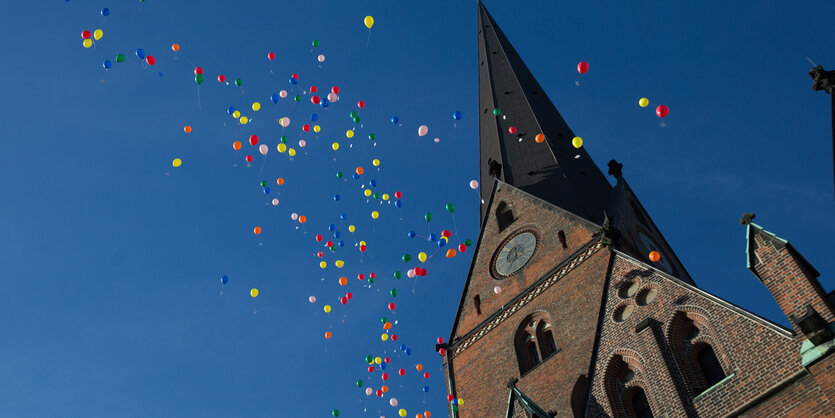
[453,111,463,120]
[333,194,341,201]
[405,348,411,356]
[270,93,279,104]
[429,233,438,242]
[438,239,446,248]
[135,48,146,59]
[102,60,112,69]
[394,200,402,208]
[407,231,416,238]
[263,187,270,195]
[310,113,319,122]
[227,106,235,115]
[101,8,110,16]
[423,386,429,393]
[340,213,347,220]
[289,77,298,85]
[333,231,341,238]
[221,275,229,284]
[352,173,360,180]
[400,344,407,351]
[328,224,335,232]
[320,98,330,108]
[369,179,377,187]
[391,116,399,124]
[380,362,387,370]
[453,398,459,405]
[337,240,345,247]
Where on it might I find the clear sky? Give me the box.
[0,1,833,417]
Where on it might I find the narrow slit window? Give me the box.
[474,294,482,315]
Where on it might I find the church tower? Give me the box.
[440,2,835,417]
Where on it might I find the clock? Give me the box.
[494,231,537,277]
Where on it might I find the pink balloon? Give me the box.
[389,398,398,407]
[418,125,428,137]
[272,198,279,206]
[259,144,268,155]
[494,286,502,294]
[317,54,325,62]
[327,92,338,102]
[434,137,440,143]
[365,388,373,396]
[280,117,291,128]
[279,90,288,98]
[407,269,416,278]
[291,213,299,220]
[308,296,316,303]
[469,180,479,189]
[298,140,307,148]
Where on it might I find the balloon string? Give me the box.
[366,29,371,48]
[196,86,202,111]
[251,299,257,315]
[219,284,224,296]
[451,213,460,245]
[258,153,267,175]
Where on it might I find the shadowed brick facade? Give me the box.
[440,3,835,417]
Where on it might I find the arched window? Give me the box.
[696,344,725,388]
[515,312,558,375]
[496,201,515,232]
[604,353,654,418]
[630,388,654,418]
[668,311,729,396]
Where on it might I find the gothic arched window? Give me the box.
[514,312,558,375]
[695,344,725,388]
[496,201,515,232]
[668,311,729,396]
[630,388,654,418]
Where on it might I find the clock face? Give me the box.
[638,232,672,273]
[495,232,537,277]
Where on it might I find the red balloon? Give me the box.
[317,251,324,258]
[391,334,398,341]
[310,85,317,93]
[382,373,389,381]
[508,126,517,134]
[311,95,320,105]
[357,273,365,281]
[384,357,390,363]
[458,244,467,253]
[346,292,353,300]
[326,240,333,247]
[291,73,299,80]
[439,348,446,356]
[394,191,402,199]
[340,296,347,305]
[245,155,253,162]
[369,272,376,279]
[376,389,383,397]
[217,74,226,83]
[656,105,669,118]
[368,366,375,373]
[249,135,258,145]
[145,56,156,66]
[437,337,444,344]
[315,234,323,242]
[81,30,91,39]
[423,372,430,378]
[303,124,310,132]
[267,52,275,60]
[447,394,454,402]
[357,100,365,108]
[331,86,340,94]
[441,230,451,238]
[577,61,589,74]
[194,67,203,75]
[360,244,367,252]
[388,302,396,311]
[398,368,405,376]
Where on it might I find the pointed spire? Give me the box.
[478,1,612,224]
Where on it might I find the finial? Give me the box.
[740,212,756,225]
[809,65,835,94]
[607,159,623,178]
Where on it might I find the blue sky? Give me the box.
[0,1,833,417]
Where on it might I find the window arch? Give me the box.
[514,312,558,375]
[496,201,515,232]
[667,311,728,396]
[603,352,656,418]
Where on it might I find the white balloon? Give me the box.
[327,92,339,102]
[291,213,299,220]
[469,180,479,190]
[272,198,279,206]
[298,140,307,148]
[280,117,291,128]
[318,54,326,62]
[494,286,502,294]
[365,387,373,396]
[259,144,268,155]
[279,90,288,98]
[308,296,316,303]
[389,398,398,407]
[418,125,428,137]
[407,269,416,278]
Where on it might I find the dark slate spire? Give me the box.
[478,1,612,224]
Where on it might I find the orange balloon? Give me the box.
[171,43,180,52]
[417,415,423,418]
[339,276,347,286]
[446,249,457,258]
[325,331,332,339]
[299,215,307,224]
[535,133,545,143]
[276,177,285,185]
[649,251,661,262]
[355,166,364,175]
[184,125,192,133]
[253,226,262,235]
[416,364,423,371]
[425,412,431,418]
[383,322,392,330]
[233,141,242,150]
[381,385,389,393]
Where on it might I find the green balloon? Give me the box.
[368,277,374,284]
[492,108,501,116]
[452,405,458,413]
[372,192,380,200]
[294,94,301,102]
[465,238,473,246]
[368,133,376,141]
[394,271,402,279]
[352,116,361,123]
[425,212,432,222]
[366,355,373,363]
[350,111,358,118]
[234,78,242,86]
[312,39,320,47]
[446,202,455,213]
[332,409,340,417]
[336,171,343,179]
[194,74,204,85]
[356,379,363,388]
[390,288,397,297]
[280,135,288,144]
[260,180,267,187]
[380,317,387,324]
[115,53,125,63]
[402,254,411,262]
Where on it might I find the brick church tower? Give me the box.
[439,2,835,417]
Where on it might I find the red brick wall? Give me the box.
[741,353,835,417]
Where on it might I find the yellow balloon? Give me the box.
[319,261,327,269]
[288,148,296,157]
[83,39,92,48]
[359,240,367,246]
[375,357,382,365]
[252,102,261,111]
[332,142,340,151]
[172,158,182,167]
[324,304,332,313]
[250,288,259,298]
[313,125,321,133]
[278,143,287,153]
[381,333,389,341]
[93,29,103,41]
[639,97,649,108]
[232,110,241,118]
[458,398,464,406]
[371,211,379,219]
[364,16,375,29]
[346,130,354,139]
[572,136,583,149]
[382,193,390,201]
[240,116,249,125]
[364,189,372,197]
[372,159,380,167]
[335,260,345,268]
[418,252,427,263]
[399,409,406,417]
[441,236,448,243]
[348,225,356,233]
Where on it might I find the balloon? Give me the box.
[193,67,203,75]
[356,167,364,175]
[82,39,92,48]
[171,43,180,52]
[81,30,91,39]
[469,180,479,189]
[639,97,649,108]
[280,117,290,128]
[331,409,339,417]
[299,215,307,224]
[446,249,457,258]
[572,136,583,148]
[102,60,112,70]
[183,125,192,134]
[250,288,259,298]
[402,254,411,262]
[323,304,331,313]
[195,74,204,85]
[146,56,155,65]
[493,108,501,116]
[136,49,146,59]
[649,251,661,262]
[577,61,589,74]
[388,303,396,311]
[365,388,372,396]
[245,155,253,163]
[252,102,261,111]
[325,331,332,340]
[335,259,344,268]
[93,29,103,41]
[249,135,259,146]
[656,105,669,118]
[266,52,275,61]
[418,252,427,263]
[446,202,455,213]
[116,53,125,63]
[494,286,502,294]
[453,111,463,120]
[364,16,375,28]
[390,288,398,297]
[172,158,182,167]
[271,198,279,206]
[390,398,398,407]
[418,125,428,136]
[316,54,326,63]
[371,211,379,219]
[508,126,517,134]
[372,159,380,167]
[313,125,321,133]
[253,226,262,235]
[279,90,288,98]
[232,110,240,118]
[458,244,467,252]
[348,225,355,233]
[332,142,339,151]
[259,144,268,155]
[312,39,320,47]
[535,133,546,143]
[381,333,389,341]
[399,409,407,417]
[277,143,287,153]
[310,95,320,105]
[240,116,248,125]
